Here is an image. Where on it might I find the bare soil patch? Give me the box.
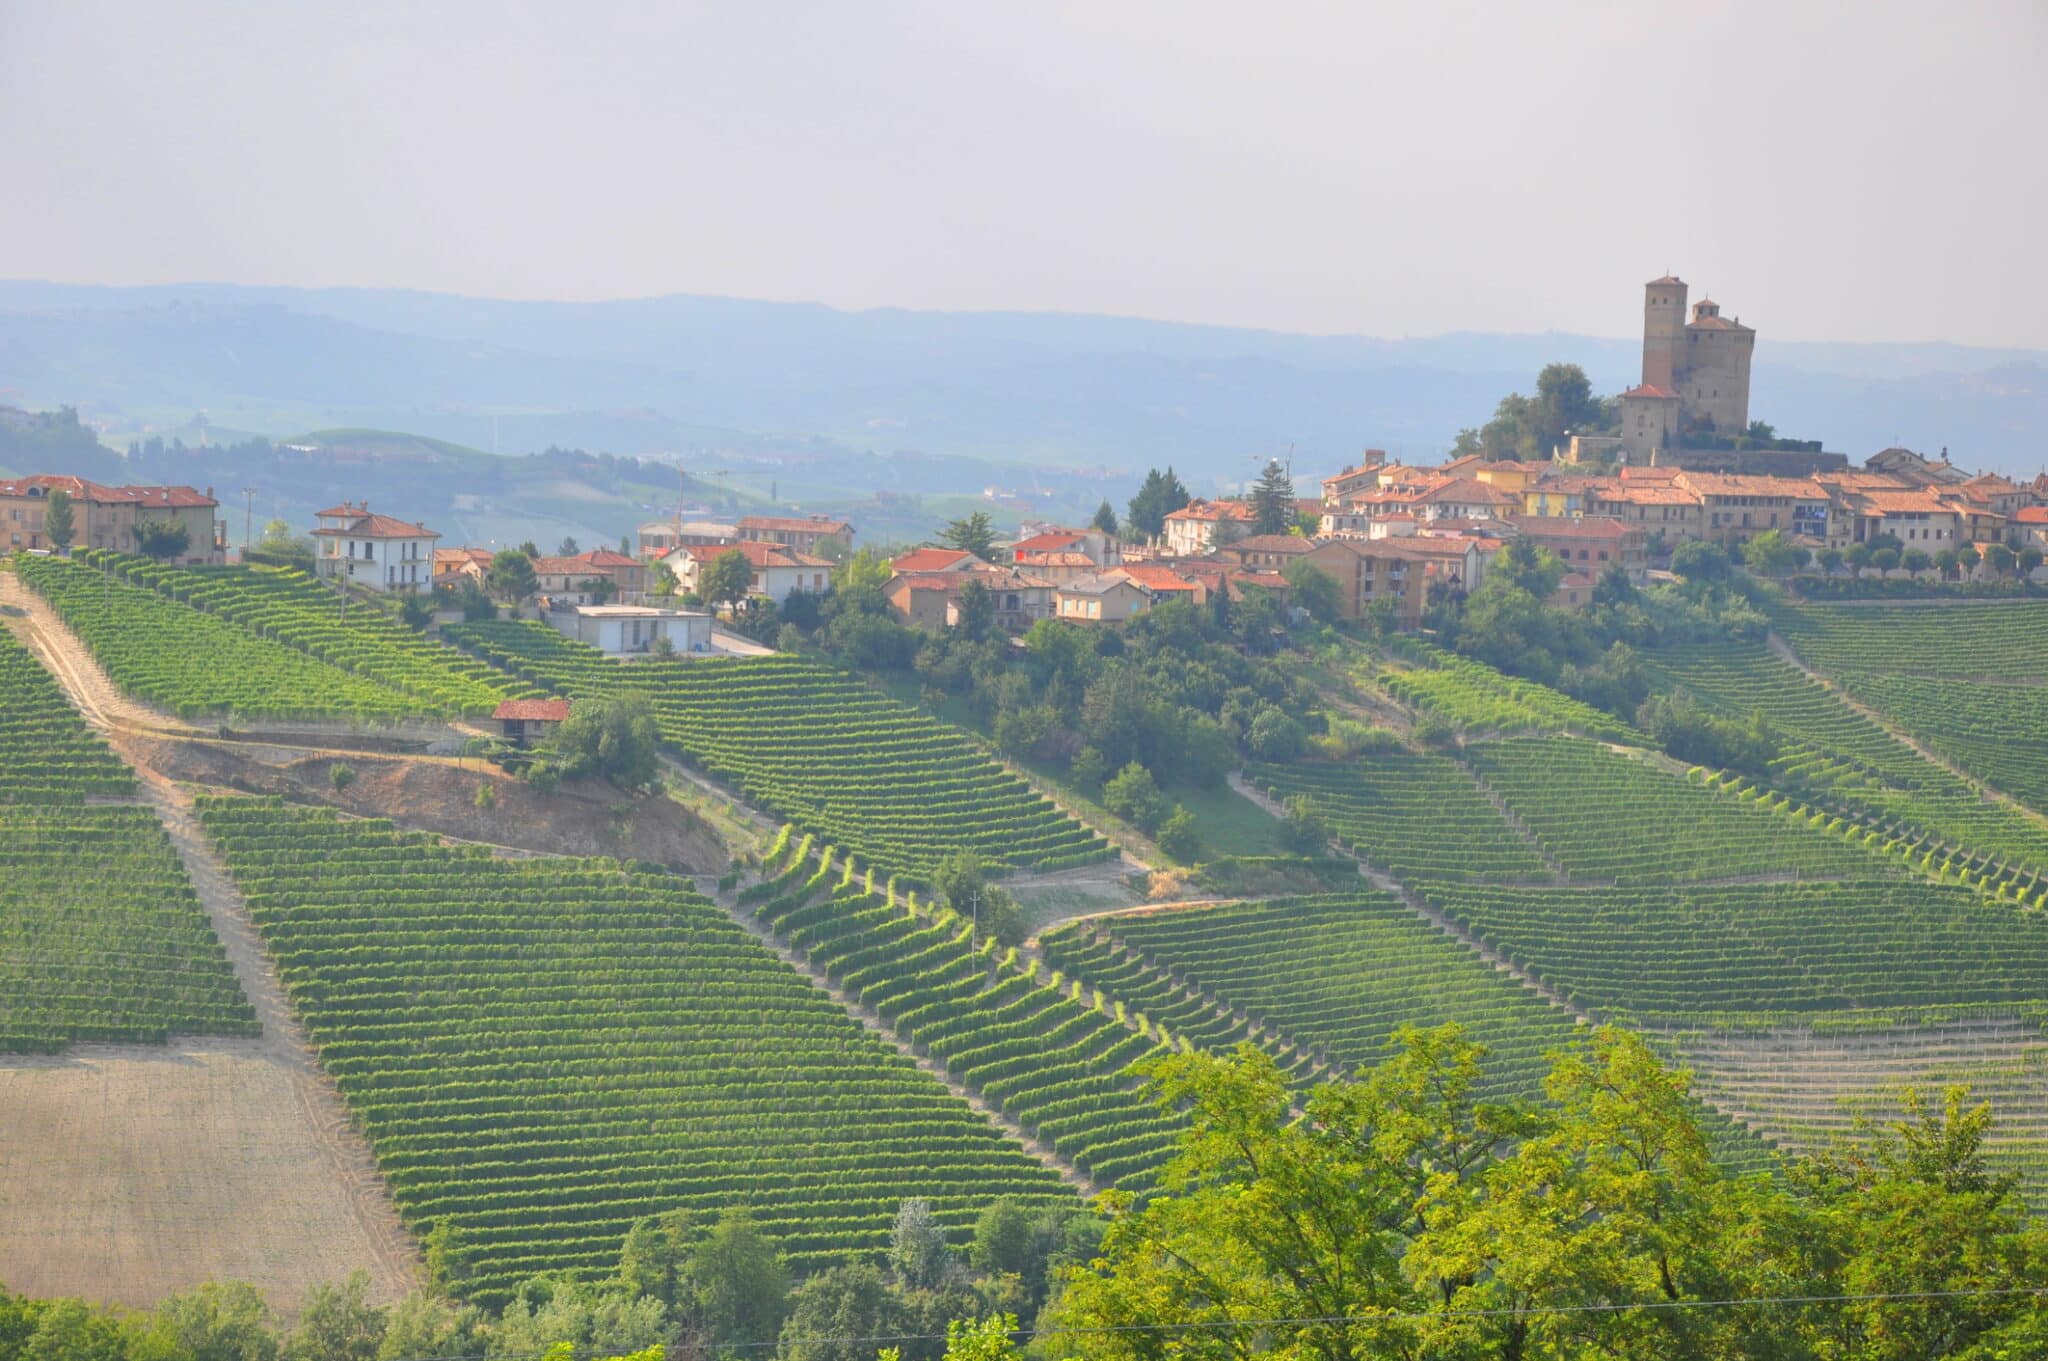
[0,1039,413,1311]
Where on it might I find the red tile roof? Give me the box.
[493,699,571,722]
[677,540,829,569]
[736,514,851,535]
[1113,564,1200,593]
[1012,531,1087,553]
[1508,515,1639,539]
[891,547,978,573]
[1,476,216,507]
[2013,507,2048,524]
[1164,499,1256,523]
[1620,383,1681,400]
[309,511,439,540]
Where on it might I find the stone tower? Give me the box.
[1642,275,1688,390]
[1679,296,1755,433]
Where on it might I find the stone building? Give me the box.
[1619,274,1756,459]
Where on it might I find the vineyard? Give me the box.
[1464,735,1880,883]
[1367,634,1636,740]
[16,554,439,722]
[195,798,1075,1306]
[447,620,1113,878]
[1645,641,2048,869]
[1245,750,1553,882]
[753,841,1180,1189]
[1416,877,2048,1018]
[81,551,527,716]
[0,623,254,1052]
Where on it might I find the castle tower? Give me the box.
[1642,274,1687,390]
[1681,296,1756,433]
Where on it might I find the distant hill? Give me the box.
[2,280,2044,481]
[0,405,127,482]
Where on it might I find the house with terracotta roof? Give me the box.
[1161,499,1256,556]
[885,564,1053,632]
[1297,538,1430,627]
[889,547,980,575]
[1054,574,1153,624]
[1215,534,1313,572]
[432,546,494,591]
[2013,506,2048,552]
[531,549,650,604]
[1109,562,1206,606]
[734,514,853,555]
[1010,528,1121,583]
[1586,479,1706,541]
[1617,383,1683,460]
[1320,451,1390,506]
[493,698,572,747]
[1508,515,1648,583]
[1671,472,1832,545]
[637,518,738,558]
[310,502,438,591]
[0,476,225,562]
[1827,488,1963,550]
[663,540,832,603]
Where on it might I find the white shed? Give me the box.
[550,604,713,656]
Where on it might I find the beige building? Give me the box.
[1161,499,1256,555]
[1643,275,1755,435]
[0,476,224,563]
[1055,574,1152,624]
[734,514,853,555]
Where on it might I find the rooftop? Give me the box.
[492,699,572,723]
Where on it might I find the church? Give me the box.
[1616,275,1756,460]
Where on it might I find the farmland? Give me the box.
[448,620,1113,878]
[197,798,1075,1306]
[16,554,437,722]
[0,626,253,1052]
[1368,634,1636,740]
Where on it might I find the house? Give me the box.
[884,564,1054,632]
[1110,563,1206,607]
[734,514,853,555]
[1587,479,1706,542]
[432,547,494,591]
[637,518,739,559]
[1395,534,1499,595]
[1320,451,1389,506]
[1843,490,1964,549]
[492,698,571,748]
[890,547,981,575]
[664,540,833,603]
[1054,574,1153,624]
[1548,571,1600,611]
[1672,472,1832,545]
[1161,499,1256,555]
[1416,478,1518,522]
[311,502,439,592]
[2013,507,2048,552]
[531,549,650,605]
[1214,534,1313,573]
[1506,515,1649,583]
[1012,528,1122,584]
[0,476,226,562]
[1299,538,1428,627]
[1521,474,1604,518]
[547,604,713,655]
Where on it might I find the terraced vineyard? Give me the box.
[1465,735,1879,883]
[1418,878,2048,1018]
[196,798,1075,1305]
[755,843,1179,1189]
[17,555,435,722]
[1771,600,2048,817]
[82,551,525,716]
[0,622,253,1052]
[1370,635,1636,740]
[448,620,1113,878]
[1645,641,2048,869]
[1245,750,1553,883]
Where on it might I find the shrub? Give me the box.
[330,764,356,792]
[1102,761,1169,833]
[1155,805,1201,862]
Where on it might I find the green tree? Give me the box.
[1958,543,1982,574]
[488,549,538,603]
[138,1279,280,1361]
[41,488,74,551]
[1740,528,1798,578]
[1983,541,2017,578]
[1248,459,1296,536]
[576,575,619,603]
[545,693,661,791]
[1101,761,1168,832]
[1091,500,1119,536]
[691,1206,790,1350]
[702,548,756,613]
[132,517,192,562]
[618,1208,694,1314]
[1819,546,1845,575]
[283,1272,385,1361]
[557,535,580,555]
[1125,468,1191,541]
[376,1292,482,1361]
[1282,558,1341,623]
[1902,548,1931,575]
[839,545,894,592]
[1154,804,1200,861]
[938,512,1000,562]
[954,578,995,639]
[779,1265,912,1361]
[2019,546,2044,577]
[969,1199,1036,1282]
[1671,538,1733,584]
[943,1313,1023,1361]
[891,1197,956,1289]
[423,1221,473,1295]
[17,1298,128,1361]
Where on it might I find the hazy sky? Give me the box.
[6,1,2045,347]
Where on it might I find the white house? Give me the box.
[549,604,713,655]
[311,502,439,593]
[663,540,832,604]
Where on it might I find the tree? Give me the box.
[1532,361,1603,449]
[423,1221,473,1294]
[931,849,991,916]
[2020,546,2044,577]
[1983,541,2017,578]
[557,536,580,555]
[1902,548,1932,575]
[891,1197,956,1289]
[1101,761,1169,832]
[839,545,894,592]
[1671,538,1733,584]
[702,549,756,614]
[954,578,994,639]
[1959,543,1982,574]
[1740,528,1798,578]
[545,693,661,791]
[576,575,619,604]
[282,1272,385,1361]
[943,1314,1024,1361]
[1870,546,1902,572]
[1746,419,1777,441]
[488,549,537,603]
[139,1280,280,1361]
[1155,805,1200,861]
[132,517,191,562]
[618,1208,694,1314]
[970,1199,1036,1282]
[1279,794,1330,853]
[779,1265,912,1361]
[1282,558,1340,623]
[1091,500,1119,536]
[1125,468,1190,541]
[1246,707,1305,760]
[1933,547,1960,580]
[1819,546,1845,575]
[41,488,73,551]
[691,1206,790,1349]
[1248,459,1296,536]
[938,512,1000,562]
[1591,560,1638,608]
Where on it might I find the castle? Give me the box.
[1617,274,1756,460]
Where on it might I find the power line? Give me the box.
[381,1284,2048,1361]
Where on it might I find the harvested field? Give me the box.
[0,1038,414,1310]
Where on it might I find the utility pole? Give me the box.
[241,487,256,556]
[969,889,980,943]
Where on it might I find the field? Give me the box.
[16,554,437,722]
[0,625,254,1052]
[1771,600,2048,817]
[1367,634,1636,740]
[88,552,527,716]
[447,620,1113,879]
[197,798,1075,1305]
[754,841,1180,1190]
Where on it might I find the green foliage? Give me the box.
[329,762,356,791]
[1091,500,1119,536]
[1101,761,1168,833]
[1247,459,1296,536]
[937,512,999,562]
[1124,467,1190,541]
[1741,528,1799,577]
[890,1198,955,1290]
[1635,690,1779,777]
[488,549,538,602]
[543,692,661,791]
[701,548,755,610]
[1281,558,1340,622]
[42,487,74,549]
[1154,805,1200,862]
[691,1206,790,1349]
[132,517,192,562]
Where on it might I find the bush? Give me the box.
[1102,761,1169,833]
[330,763,356,792]
[1155,805,1201,862]
[1069,746,1108,790]
[1246,708,1306,761]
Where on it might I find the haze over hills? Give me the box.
[2,279,2044,485]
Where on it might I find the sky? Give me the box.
[5,0,2046,348]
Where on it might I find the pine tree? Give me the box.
[1248,459,1295,536]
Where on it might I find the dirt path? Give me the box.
[696,876,1100,1198]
